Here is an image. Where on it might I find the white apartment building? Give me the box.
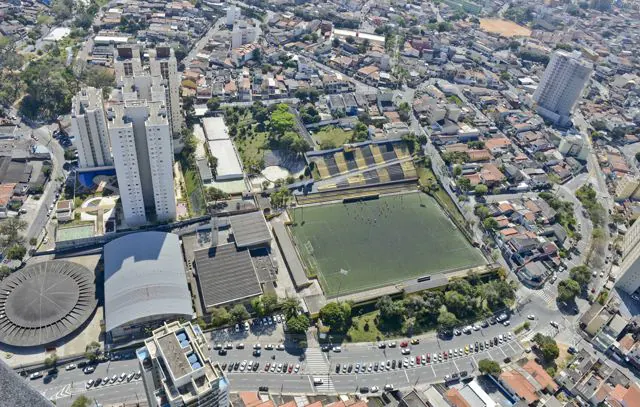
[109,46,177,226]
[71,87,113,169]
[150,46,183,141]
[231,22,257,49]
[137,321,229,407]
[533,50,592,126]
[226,5,241,26]
[616,219,640,294]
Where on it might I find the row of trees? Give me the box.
[319,274,516,335]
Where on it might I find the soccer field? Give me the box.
[288,192,486,297]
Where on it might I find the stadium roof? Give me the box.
[0,261,97,347]
[207,139,243,180]
[229,211,272,248]
[202,117,229,141]
[194,243,262,308]
[104,232,192,332]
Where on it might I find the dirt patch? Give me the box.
[480,18,532,37]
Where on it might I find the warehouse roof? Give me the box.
[207,139,243,180]
[104,232,192,332]
[202,117,229,140]
[194,243,262,308]
[229,211,272,248]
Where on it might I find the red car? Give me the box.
[288,365,293,373]
[426,353,431,363]
[443,352,448,359]
[400,341,409,347]
[264,363,270,372]
[416,356,421,364]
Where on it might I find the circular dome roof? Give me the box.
[0,261,97,347]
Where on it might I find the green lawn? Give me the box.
[417,166,466,227]
[289,193,485,297]
[234,131,270,169]
[183,165,205,215]
[347,311,383,342]
[311,126,353,149]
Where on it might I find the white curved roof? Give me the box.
[104,232,192,332]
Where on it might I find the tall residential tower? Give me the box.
[71,87,113,169]
[109,45,177,226]
[616,219,640,295]
[532,50,592,127]
[150,46,183,140]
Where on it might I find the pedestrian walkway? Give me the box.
[313,376,335,393]
[521,325,558,342]
[304,347,329,374]
[531,288,556,308]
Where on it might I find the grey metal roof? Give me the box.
[0,261,97,347]
[194,243,262,308]
[272,220,309,289]
[104,232,193,332]
[229,211,272,248]
[0,360,53,407]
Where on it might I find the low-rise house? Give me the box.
[55,200,74,222]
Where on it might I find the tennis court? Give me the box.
[289,192,486,297]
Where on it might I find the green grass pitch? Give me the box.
[288,192,486,297]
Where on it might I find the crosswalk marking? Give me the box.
[532,289,556,307]
[521,326,557,342]
[313,376,335,393]
[304,348,329,374]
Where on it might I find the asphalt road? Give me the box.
[24,125,66,243]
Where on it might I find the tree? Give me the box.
[251,297,265,316]
[286,314,309,335]
[558,279,581,302]
[352,121,369,142]
[84,341,101,362]
[475,184,488,196]
[207,97,221,111]
[319,302,351,332]
[44,352,58,368]
[229,304,250,323]
[634,151,640,162]
[437,309,458,330]
[569,265,591,287]
[262,293,279,314]
[375,296,404,329]
[445,291,471,317]
[483,217,499,231]
[0,217,27,246]
[270,104,295,135]
[398,102,411,122]
[533,333,559,362]
[82,65,115,90]
[71,396,93,407]
[204,187,229,204]
[5,244,26,260]
[0,265,11,281]
[478,359,502,375]
[281,296,301,319]
[332,37,340,48]
[211,307,231,326]
[270,187,292,208]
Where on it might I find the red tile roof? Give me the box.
[523,360,559,392]
[500,370,539,404]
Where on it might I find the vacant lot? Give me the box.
[289,193,485,296]
[480,18,532,37]
[311,126,353,149]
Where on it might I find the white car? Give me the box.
[472,324,480,331]
[371,386,379,393]
[277,344,285,351]
[527,314,535,320]
[65,364,76,371]
[265,344,274,350]
[294,364,300,373]
[503,320,510,326]
[332,346,341,352]
[29,372,43,380]
[550,321,559,328]
[384,384,394,391]
[86,380,94,389]
[253,344,261,349]
[388,342,397,348]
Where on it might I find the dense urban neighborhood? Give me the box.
[1,0,640,406]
